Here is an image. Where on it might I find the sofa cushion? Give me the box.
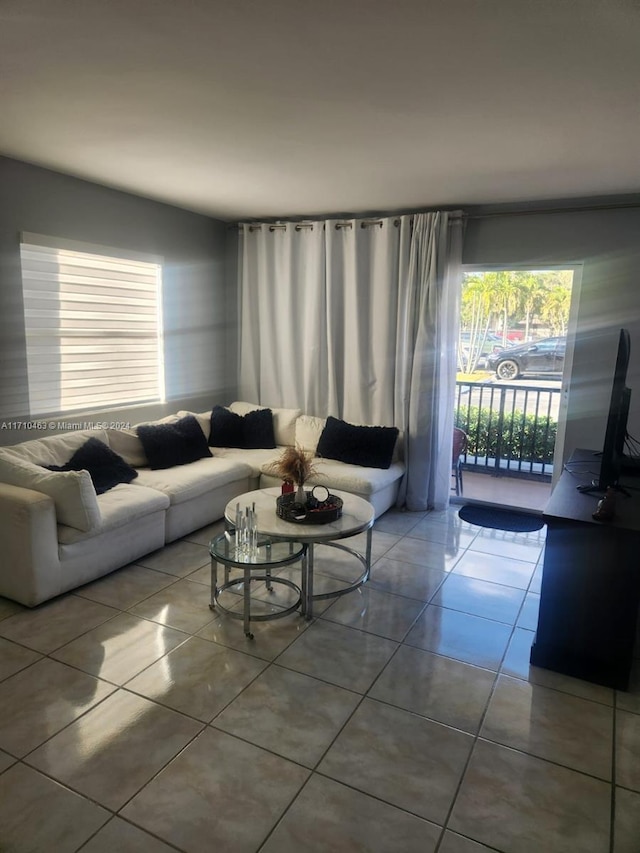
[47,437,138,495]
[209,406,276,449]
[4,428,110,467]
[230,401,302,447]
[317,416,399,469]
[211,446,282,478]
[260,457,405,497]
[137,415,212,469]
[294,414,327,455]
[0,448,101,531]
[57,483,170,545]
[134,456,252,505]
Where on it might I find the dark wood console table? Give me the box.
[530,448,640,689]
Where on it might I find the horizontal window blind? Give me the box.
[20,236,164,416]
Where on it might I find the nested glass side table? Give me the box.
[209,533,306,638]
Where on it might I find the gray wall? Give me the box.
[462,199,640,462]
[0,156,234,445]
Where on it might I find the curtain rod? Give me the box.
[240,219,398,232]
[230,202,639,229]
[466,200,640,219]
[233,212,464,231]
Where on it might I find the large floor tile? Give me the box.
[452,550,535,590]
[404,605,511,671]
[0,595,119,653]
[126,635,267,721]
[348,529,400,562]
[122,727,309,853]
[320,584,425,641]
[135,539,210,576]
[75,564,177,609]
[78,816,177,853]
[449,739,611,853]
[384,536,464,572]
[197,605,311,661]
[0,636,42,681]
[374,508,426,536]
[318,698,473,824]
[0,657,116,757]
[0,763,109,852]
[431,573,525,625]
[501,627,614,705]
[616,709,640,792]
[528,562,543,593]
[51,613,189,685]
[469,531,543,564]
[516,591,540,630]
[0,596,24,622]
[0,749,16,773]
[369,645,495,733]
[276,619,397,692]
[261,774,441,853]
[213,664,360,767]
[26,689,202,810]
[130,577,216,633]
[406,520,478,549]
[614,786,640,853]
[481,675,613,779]
[366,555,447,601]
[439,832,497,853]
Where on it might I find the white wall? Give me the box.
[0,156,234,446]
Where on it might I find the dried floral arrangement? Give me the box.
[266,445,318,487]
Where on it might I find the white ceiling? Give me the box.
[1,0,639,221]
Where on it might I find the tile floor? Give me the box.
[0,507,639,853]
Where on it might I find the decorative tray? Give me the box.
[276,486,343,525]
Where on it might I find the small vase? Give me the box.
[295,484,307,506]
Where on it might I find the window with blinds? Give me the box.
[19,234,165,417]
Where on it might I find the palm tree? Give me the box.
[459,275,494,372]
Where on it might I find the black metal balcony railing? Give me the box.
[455,380,561,480]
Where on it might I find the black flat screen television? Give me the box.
[596,328,631,492]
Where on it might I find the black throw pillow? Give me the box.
[209,406,243,448]
[45,437,138,494]
[137,415,212,470]
[316,416,399,469]
[208,406,276,449]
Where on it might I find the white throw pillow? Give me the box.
[107,428,148,468]
[229,401,302,446]
[0,449,101,531]
[6,428,110,467]
[294,415,327,455]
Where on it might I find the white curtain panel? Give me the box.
[238,212,463,510]
[324,218,410,425]
[238,222,327,414]
[398,212,463,510]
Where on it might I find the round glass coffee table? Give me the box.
[209,533,306,638]
[224,488,375,619]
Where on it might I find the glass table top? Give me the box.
[209,532,306,567]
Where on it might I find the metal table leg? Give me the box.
[209,557,218,611]
[243,565,253,638]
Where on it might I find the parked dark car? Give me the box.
[487,336,566,380]
[458,332,506,368]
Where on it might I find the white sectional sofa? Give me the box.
[0,402,405,606]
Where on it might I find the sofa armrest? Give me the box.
[0,483,62,606]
